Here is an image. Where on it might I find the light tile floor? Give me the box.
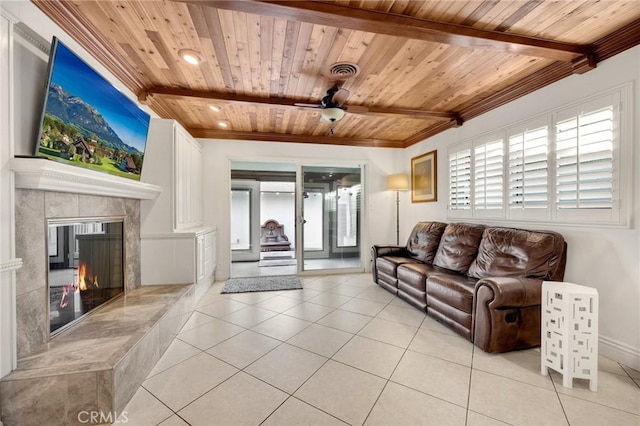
[120,273,640,426]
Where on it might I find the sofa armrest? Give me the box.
[371,245,407,258]
[475,276,543,308]
[473,276,544,352]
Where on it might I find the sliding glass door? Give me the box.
[299,165,363,272]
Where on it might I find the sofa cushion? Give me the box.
[376,256,420,277]
[406,221,448,263]
[426,274,478,314]
[433,223,485,274]
[467,227,564,280]
[397,263,449,292]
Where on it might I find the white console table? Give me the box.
[541,281,599,391]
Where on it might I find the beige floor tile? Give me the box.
[223,291,278,304]
[318,309,373,333]
[465,411,511,426]
[550,369,640,415]
[343,274,376,287]
[358,318,418,348]
[206,330,280,369]
[255,295,303,313]
[408,328,473,367]
[376,304,425,327]
[328,284,367,297]
[391,350,471,407]
[469,369,567,425]
[287,324,353,357]
[177,317,244,350]
[143,352,238,411]
[118,387,173,426]
[560,393,640,425]
[245,343,327,393]
[196,292,228,308]
[295,360,386,426]
[623,365,640,379]
[262,397,348,426]
[282,302,335,322]
[220,305,277,328]
[307,292,351,308]
[178,372,288,426]
[147,338,201,378]
[473,347,554,390]
[598,355,630,376]
[356,287,396,304]
[279,288,323,301]
[339,298,387,316]
[365,381,467,425]
[333,335,405,379]
[179,311,216,333]
[196,298,248,318]
[157,415,190,426]
[250,314,312,341]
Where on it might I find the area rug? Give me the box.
[221,275,302,294]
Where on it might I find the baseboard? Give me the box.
[599,334,640,370]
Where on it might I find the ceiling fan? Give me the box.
[294,86,353,123]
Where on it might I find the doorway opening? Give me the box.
[230,162,296,278]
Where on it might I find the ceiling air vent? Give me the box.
[328,62,360,80]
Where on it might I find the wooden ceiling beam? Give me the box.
[178,0,592,62]
[188,128,402,148]
[139,86,460,122]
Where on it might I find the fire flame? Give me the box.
[58,261,99,309]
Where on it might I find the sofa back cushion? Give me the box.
[433,223,486,274]
[467,227,565,280]
[406,222,447,264]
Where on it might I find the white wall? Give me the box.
[402,47,640,369]
[200,140,403,278]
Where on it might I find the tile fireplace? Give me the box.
[47,218,125,337]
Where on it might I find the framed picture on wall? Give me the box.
[411,150,437,203]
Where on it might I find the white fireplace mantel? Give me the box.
[11,157,162,200]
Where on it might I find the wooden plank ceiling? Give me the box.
[34,0,640,148]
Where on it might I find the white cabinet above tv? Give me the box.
[141,119,203,232]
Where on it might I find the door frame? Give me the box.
[296,161,367,275]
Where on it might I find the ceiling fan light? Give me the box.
[321,107,346,123]
[178,49,203,65]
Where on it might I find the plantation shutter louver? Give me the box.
[474,140,503,210]
[508,125,548,210]
[448,148,471,211]
[556,106,614,210]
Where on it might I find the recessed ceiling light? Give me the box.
[209,104,223,112]
[178,49,203,65]
[218,120,230,128]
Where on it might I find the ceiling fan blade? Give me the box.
[294,103,321,109]
[344,105,369,114]
[331,88,350,106]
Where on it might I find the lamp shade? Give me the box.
[387,173,409,191]
[321,107,346,122]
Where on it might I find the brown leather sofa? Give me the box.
[371,221,567,352]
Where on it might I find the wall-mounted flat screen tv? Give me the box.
[35,37,150,181]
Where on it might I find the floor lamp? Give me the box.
[387,173,409,245]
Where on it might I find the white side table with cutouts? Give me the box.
[541,281,599,391]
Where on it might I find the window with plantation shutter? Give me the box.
[446,85,629,227]
[448,147,471,215]
[474,139,504,212]
[555,106,614,210]
[508,122,549,219]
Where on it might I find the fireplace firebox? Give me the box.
[47,217,125,337]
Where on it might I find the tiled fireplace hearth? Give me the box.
[0,185,197,425]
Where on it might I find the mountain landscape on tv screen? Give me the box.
[38,83,145,180]
[45,83,142,154]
